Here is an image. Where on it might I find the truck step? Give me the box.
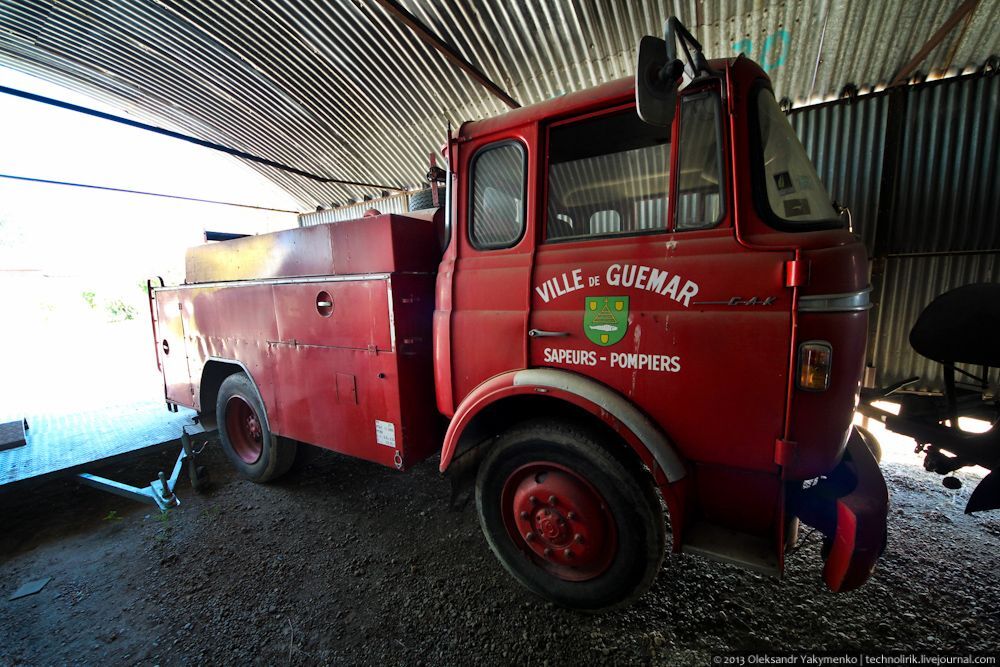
[681,522,779,576]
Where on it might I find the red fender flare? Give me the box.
[440,369,685,481]
[439,369,689,547]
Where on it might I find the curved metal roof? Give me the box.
[1,0,997,211]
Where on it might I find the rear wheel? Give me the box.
[475,419,665,611]
[217,373,297,483]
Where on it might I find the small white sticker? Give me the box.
[375,420,396,448]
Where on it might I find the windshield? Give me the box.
[755,88,838,227]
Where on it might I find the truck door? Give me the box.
[449,126,536,405]
[528,90,793,501]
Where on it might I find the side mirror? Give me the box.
[635,35,682,126]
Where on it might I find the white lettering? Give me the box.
[661,274,681,299]
[606,264,621,286]
[542,348,597,367]
[678,280,699,307]
[620,264,637,288]
[635,265,649,291]
[609,353,682,372]
[646,268,669,294]
[536,264,700,308]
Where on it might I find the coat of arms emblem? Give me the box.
[583,296,629,346]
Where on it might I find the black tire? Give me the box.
[216,373,297,483]
[408,187,445,212]
[855,424,882,464]
[475,419,665,611]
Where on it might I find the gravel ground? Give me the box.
[1,419,998,666]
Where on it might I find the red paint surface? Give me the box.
[822,429,889,592]
[503,462,617,581]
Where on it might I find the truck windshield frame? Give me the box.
[749,81,843,232]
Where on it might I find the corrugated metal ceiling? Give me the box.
[0,0,997,211]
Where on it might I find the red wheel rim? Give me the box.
[500,462,617,581]
[225,396,263,464]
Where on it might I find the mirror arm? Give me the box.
[663,17,720,78]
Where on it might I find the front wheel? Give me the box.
[475,419,665,611]
[216,373,297,483]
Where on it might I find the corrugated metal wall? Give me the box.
[300,192,410,225]
[792,71,1000,391]
[790,93,888,251]
[3,0,998,209]
[888,73,1000,254]
[877,254,1000,390]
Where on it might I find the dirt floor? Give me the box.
[1,420,999,666]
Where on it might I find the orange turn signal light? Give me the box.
[798,341,833,391]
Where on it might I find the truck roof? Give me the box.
[460,57,741,140]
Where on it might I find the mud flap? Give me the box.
[966,471,1000,514]
[794,427,889,592]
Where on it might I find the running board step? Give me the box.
[681,522,779,576]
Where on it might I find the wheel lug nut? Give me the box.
[529,495,538,506]
[563,548,573,558]
[548,495,557,505]
[519,511,529,520]
[567,512,577,520]
[574,533,584,544]
[525,532,536,542]
[543,548,552,557]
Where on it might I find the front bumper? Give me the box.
[794,426,889,592]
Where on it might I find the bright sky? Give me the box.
[0,66,301,282]
[0,68,303,418]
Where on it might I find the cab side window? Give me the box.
[469,142,526,249]
[676,92,724,230]
[546,111,670,242]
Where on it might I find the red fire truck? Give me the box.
[149,21,887,610]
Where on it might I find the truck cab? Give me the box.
[433,49,886,606]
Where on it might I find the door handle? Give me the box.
[528,329,570,338]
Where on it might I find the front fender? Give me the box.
[795,426,889,592]
[439,368,686,483]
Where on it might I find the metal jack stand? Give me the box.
[77,428,209,513]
